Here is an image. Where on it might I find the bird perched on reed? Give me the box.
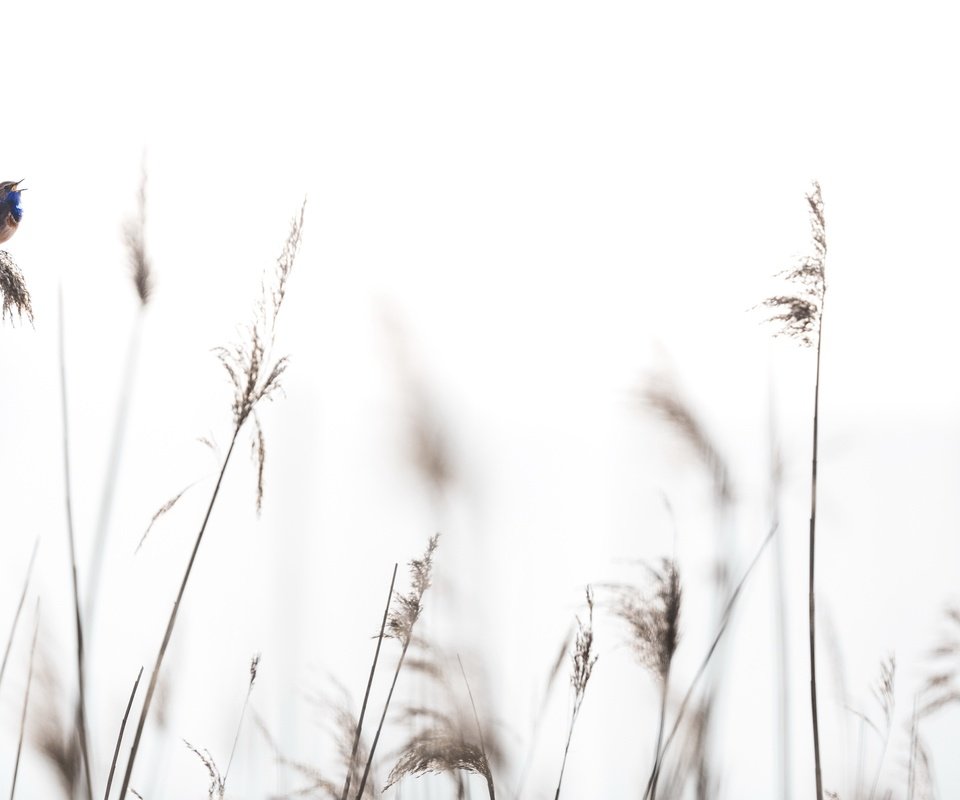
[0,181,25,244]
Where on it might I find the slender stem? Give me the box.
[340,564,399,800]
[867,725,891,800]
[117,426,241,800]
[104,667,144,800]
[906,696,919,800]
[554,692,587,800]
[643,524,778,800]
[0,538,39,693]
[355,638,412,800]
[764,381,794,800]
[10,603,39,800]
[554,718,575,800]
[59,288,95,800]
[458,655,494,800]
[649,674,670,800]
[87,311,144,632]
[769,416,792,800]
[809,316,824,800]
[223,659,258,792]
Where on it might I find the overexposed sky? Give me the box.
[1,2,959,798]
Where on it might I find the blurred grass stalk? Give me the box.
[86,163,153,634]
[58,287,95,800]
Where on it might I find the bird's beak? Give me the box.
[12,180,24,191]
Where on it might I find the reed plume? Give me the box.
[383,651,497,799]
[554,587,598,800]
[117,201,305,800]
[614,560,681,800]
[763,181,828,800]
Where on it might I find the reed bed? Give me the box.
[0,177,954,800]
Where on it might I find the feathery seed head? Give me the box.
[761,181,827,347]
[615,559,682,682]
[387,534,440,646]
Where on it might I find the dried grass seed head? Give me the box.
[0,250,33,324]
[761,181,827,347]
[215,199,305,430]
[384,732,491,791]
[572,587,598,699]
[615,559,682,682]
[124,163,153,306]
[185,740,225,800]
[642,374,733,504]
[387,534,440,646]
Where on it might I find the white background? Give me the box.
[1,2,959,798]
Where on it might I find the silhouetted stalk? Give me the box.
[0,538,38,694]
[340,564,398,800]
[761,183,826,800]
[555,590,596,800]
[355,637,411,800]
[649,673,670,800]
[86,311,143,630]
[104,667,143,800]
[809,314,824,800]
[10,604,39,800]
[117,427,240,800]
[643,525,777,800]
[58,288,95,800]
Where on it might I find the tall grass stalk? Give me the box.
[762,182,827,800]
[0,538,38,694]
[768,392,791,800]
[104,667,143,800]
[118,201,304,799]
[222,654,260,792]
[58,288,95,800]
[554,589,596,800]
[340,564,398,800]
[808,302,825,800]
[9,603,39,800]
[117,428,240,800]
[355,535,439,799]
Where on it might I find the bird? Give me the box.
[0,180,25,244]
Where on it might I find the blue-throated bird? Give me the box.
[0,180,24,244]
